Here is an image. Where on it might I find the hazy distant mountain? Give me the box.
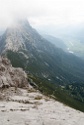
[42,34,67,51]
[61,36,84,59]
[0,19,84,111]
[38,24,84,59]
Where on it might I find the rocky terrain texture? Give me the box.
[0,87,84,125]
[0,56,28,89]
[0,56,84,125]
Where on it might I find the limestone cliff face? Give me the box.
[0,56,28,88]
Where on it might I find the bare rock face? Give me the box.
[0,56,28,88]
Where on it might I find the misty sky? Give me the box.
[0,0,84,30]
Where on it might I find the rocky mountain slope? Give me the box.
[0,19,84,111]
[0,56,84,125]
[0,19,84,84]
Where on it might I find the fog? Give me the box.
[0,0,84,33]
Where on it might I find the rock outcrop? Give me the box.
[0,56,28,88]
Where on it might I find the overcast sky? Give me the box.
[0,0,84,30]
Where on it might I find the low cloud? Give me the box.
[0,0,84,30]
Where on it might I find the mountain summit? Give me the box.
[0,19,32,52]
[0,19,84,83]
